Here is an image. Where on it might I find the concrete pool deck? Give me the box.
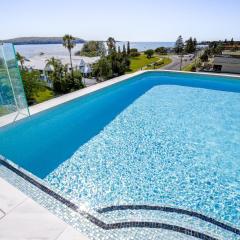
[0,70,240,239]
[0,177,89,240]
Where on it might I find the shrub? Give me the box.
[155,47,167,55]
[21,70,43,103]
[144,49,154,58]
[130,48,140,57]
[190,65,197,72]
[130,48,138,53]
[130,52,140,57]
[154,60,164,66]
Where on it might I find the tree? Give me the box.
[122,44,127,56]
[21,70,43,103]
[118,46,121,53]
[93,57,112,81]
[46,57,65,93]
[214,44,223,55]
[184,37,196,54]
[155,47,167,55]
[193,38,197,49]
[230,38,234,46]
[127,41,130,55]
[107,37,116,54]
[63,34,76,78]
[92,37,130,80]
[71,70,84,90]
[16,52,25,69]
[77,41,106,57]
[46,57,83,93]
[210,43,223,55]
[174,35,184,54]
[144,49,154,58]
[46,57,61,69]
[200,50,209,62]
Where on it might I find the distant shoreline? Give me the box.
[1,37,85,45]
[12,42,84,45]
[15,42,176,58]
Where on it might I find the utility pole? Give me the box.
[180,53,183,71]
[195,50,198,68]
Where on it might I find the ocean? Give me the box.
[15,42,175,58]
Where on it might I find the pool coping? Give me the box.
[0,69,240,128]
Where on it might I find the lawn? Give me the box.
[127,54,160,73]
[182,63,195,71]
[145,57,172,70]
[33,88,54,104]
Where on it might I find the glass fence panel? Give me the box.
[0,44,16,116]
[0,43,29,121]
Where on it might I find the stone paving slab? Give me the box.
[0,178,27,214]
[57,226,90,240]
[0,178,89,240]
[0,198,66,240]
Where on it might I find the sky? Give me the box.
[0,0,240,42]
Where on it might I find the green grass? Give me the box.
[127,54,160,73]
[145,57,172,70]
[182,63,194,71]
[33,88,54,103]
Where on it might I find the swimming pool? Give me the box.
[0,72,240,239]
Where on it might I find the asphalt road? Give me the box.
[162,55,195,70]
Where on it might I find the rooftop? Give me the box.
[24,54,100,70]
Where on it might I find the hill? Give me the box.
[1,37,85,45]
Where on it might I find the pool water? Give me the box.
[45,84,240,225]
[0,72,240,238]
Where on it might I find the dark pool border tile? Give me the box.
[0,157,234,240]
[97,205,240,236]
[107,222,219,240]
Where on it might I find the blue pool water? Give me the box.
[0,72,240,235]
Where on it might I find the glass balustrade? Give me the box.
[0,43,29,122]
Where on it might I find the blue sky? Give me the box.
[1,0,239,41]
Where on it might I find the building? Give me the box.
[78,59,92,77]
[213,54,240,74]
[20,54,99,85]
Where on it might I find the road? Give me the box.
[162,55,195,70]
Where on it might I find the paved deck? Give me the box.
[0,177,89,240]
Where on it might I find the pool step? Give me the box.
[95,205,239,240]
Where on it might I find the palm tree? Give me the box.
[46,57,57,67]
[46,57,63,92]
[63,34,76,78]
[16,52,25,69]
